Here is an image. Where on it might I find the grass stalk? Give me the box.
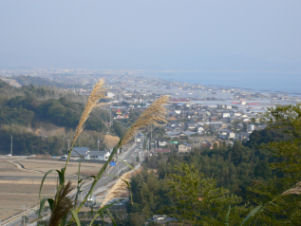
[64,79,105,171]
[75,95,169,214]
[40,79,168,225]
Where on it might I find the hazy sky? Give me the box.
[0,0,300,74]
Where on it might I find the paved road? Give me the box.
[80,142,146,204]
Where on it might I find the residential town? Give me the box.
[1,69,300,157]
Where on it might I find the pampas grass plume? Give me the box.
[101,171,132,207]
[71,79,105,147]
[282,181,301,196]
[120,95,169,146]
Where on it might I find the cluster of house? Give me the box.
[165,100,262,142]
[70,73,299,154]
[99,84,265,145]
[150,140,192,155]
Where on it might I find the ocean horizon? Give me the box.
[148,72,301,94]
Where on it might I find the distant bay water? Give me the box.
[148,72,301,95]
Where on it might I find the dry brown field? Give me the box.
[0,156,102,221]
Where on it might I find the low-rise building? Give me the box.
[85,151,110,161]
[69,147,110,161]
[178,143,192,153]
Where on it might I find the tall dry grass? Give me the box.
[76,95,169,213]
[282,181,301,196]
[40,80,106,226]
[39,80,169,225]
[100,171,132,207]
[64,79,105,168]
[71,79,105,147]
[120,95,169,146]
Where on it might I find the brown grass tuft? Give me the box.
[120,95,169,146]
[49,181,73,226]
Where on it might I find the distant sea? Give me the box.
[149,72,301,95]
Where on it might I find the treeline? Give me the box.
[121,105,301,225]
[0,128,64,155]
[1,91,108,131]
[0,80,127,155]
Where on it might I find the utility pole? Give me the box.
[10,135,13,156]
[22,204,26,225]
[67,139,70,151]
[109,105,112,129]
[97,137,100,152]
[150,124,153,151]
[148,126,150,151]
[117,162,119,178]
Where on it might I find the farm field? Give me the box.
[0,156,102,221]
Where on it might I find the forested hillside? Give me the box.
[0,79,126,155]
[122,105,301,225]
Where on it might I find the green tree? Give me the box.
[166,163,241,225]
[245,105,301,225]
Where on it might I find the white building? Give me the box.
[158,141,168,147]
[70,147,110,161]
[197,127,204,134]
[229,132,236,139]
[85,151,110,161]
[222,113,231,118]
